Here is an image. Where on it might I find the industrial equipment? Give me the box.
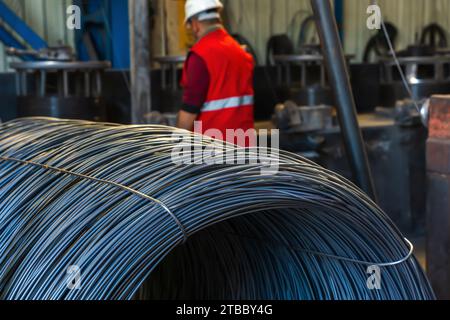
[267,1,444,231]
[272,52,334,107]
[270,44,353,107]
[273,101,333,133]
[138,55,187,127]
[10,60,110,121]
[270,51,338,156]
[379,53,450,107]
[154,56,185,114]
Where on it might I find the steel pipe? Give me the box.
[311,0,377,201]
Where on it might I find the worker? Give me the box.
[177,0,255,147]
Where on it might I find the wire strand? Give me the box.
[0,117,434,300]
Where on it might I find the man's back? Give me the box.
[186,28,255,144]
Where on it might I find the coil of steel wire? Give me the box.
[0,117,434,300]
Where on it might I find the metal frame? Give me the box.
[0,0,47,51]
[153,56,186,91]
[380,55,450,85]
[311,0,377,201]
[10,60,110,98]
[74,0,130,69]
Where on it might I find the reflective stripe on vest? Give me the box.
[202,95,254,113]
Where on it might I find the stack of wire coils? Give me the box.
[0,117,434,300]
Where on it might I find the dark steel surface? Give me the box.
[427,139,450,179]
[351,63,381,113]
[0,73,17,121]
[426,173,450,300]
[311,0,377,201]
[17,96,106,122]
[426,95,450,300]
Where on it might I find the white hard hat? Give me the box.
[184,0,224,24]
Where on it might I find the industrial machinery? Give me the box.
[270,40,354,111]
[361,23,450,110]
[273,100,334,133]
[10,60,110,121]
[270,50,337,155]
[379,51,450,108]
[267,5,450,234]
[150,56,186,126]
[270,49,353,138]
[272,51,333,107]
[1,0,113,122]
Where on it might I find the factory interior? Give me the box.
[0,0,449,305]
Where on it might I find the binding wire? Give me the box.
[0,117,434,300]
[372,0,421,114]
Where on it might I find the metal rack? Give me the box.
[11,61,111,98]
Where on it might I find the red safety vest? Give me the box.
[182,28,255,147]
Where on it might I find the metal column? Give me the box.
[129,0,152,124]
[311,0,377,201]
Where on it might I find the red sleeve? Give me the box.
[181,52,210,114]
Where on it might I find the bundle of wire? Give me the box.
[0,117,434,300]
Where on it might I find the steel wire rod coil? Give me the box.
[0,117,434,300]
